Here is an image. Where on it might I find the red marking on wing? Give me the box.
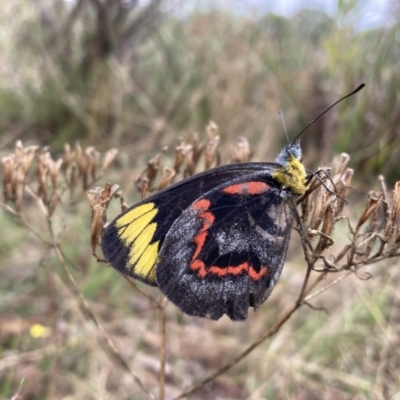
[191,259,267,280]
[222,182,270,195]
[191,199,215,261]
[192,198,211,212]
[189,198,268,281]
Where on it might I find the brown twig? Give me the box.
[158,297,167,400]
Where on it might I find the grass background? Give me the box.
[1,1,400,399]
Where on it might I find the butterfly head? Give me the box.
[272,140,308,195]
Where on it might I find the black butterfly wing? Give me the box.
[101,163,279,286]
[155,169,295,321]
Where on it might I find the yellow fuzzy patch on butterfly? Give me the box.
[115,202,160,283]
[272,154,308,195]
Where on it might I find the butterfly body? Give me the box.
[101,141,308,320]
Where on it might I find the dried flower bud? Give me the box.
[2,155,15,202]
[87,188,107,253]
[63,143,74,171]
[76,143,88,189]
[146,148,167,187]
[182,145,195,177]
[173,140,187,174]
[141,177,149,200]
[190,132,203,166]
[355,194,382,233]
[86,146,100,180]
[14,140,24,160]
[334,153,350,176]
[231,137,252,163]
[69,164,79,192]
[159,167,176,190]
[204,122,220,170]
[101,148,118,173]
[37,152,49,201]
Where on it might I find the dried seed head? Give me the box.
[85,146,100,180]
[76,143,88,189]
[2,155,15,202]
[48,191,61,217]
[63,143,75,171]
[334,153,350,176]
[159,167,176,190]
[391,181,400,227]
[51,159,63,189]
[309,183,332,231]
[182,145,195,177]
[36,150,62,200]
[37,152,49,201]
[87,188,107,253]
[173,139,186,174]
[174,141,194,176]
[14,140,25,159]
[230,137,253,163]
[14,165,25,212]
[333,168,353,213]
[22,145,39,172]
[141,177,149,200]
[204,121,220,170]
[101,148,118,173]
[87,183,120,253]
[114,190,128,212]
[389,181,400,243]
[91,204,106,252]
[67,164,77,194]
[2,142,40,209]
[146,147,167,187]
[355,193,382,233]
[300,190,313,223]
[190,132,203,166]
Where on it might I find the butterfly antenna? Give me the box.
[291,83,365,144]
[278,110,290,144]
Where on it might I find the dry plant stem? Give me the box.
[305,271,351,301]
[52,243,155,400]
[375,278,398,397]
[172,258,315,400]
[1,201,155,400]
[0,203,53,246]
[158,300,167,400]
[124,275,161,307]
[171,301,302,400]
[0,342,62,372]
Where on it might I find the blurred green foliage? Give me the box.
[0,1,399,183]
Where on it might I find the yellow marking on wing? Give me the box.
[272,155,308,195]
[111,202,160,284]
[116,204,157,245]
[133,241,159,283]
[128,222,157,264]
[116,202,155,228]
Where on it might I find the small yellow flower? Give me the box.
[29,324,51,338]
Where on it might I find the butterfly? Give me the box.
[101,84,364,321]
